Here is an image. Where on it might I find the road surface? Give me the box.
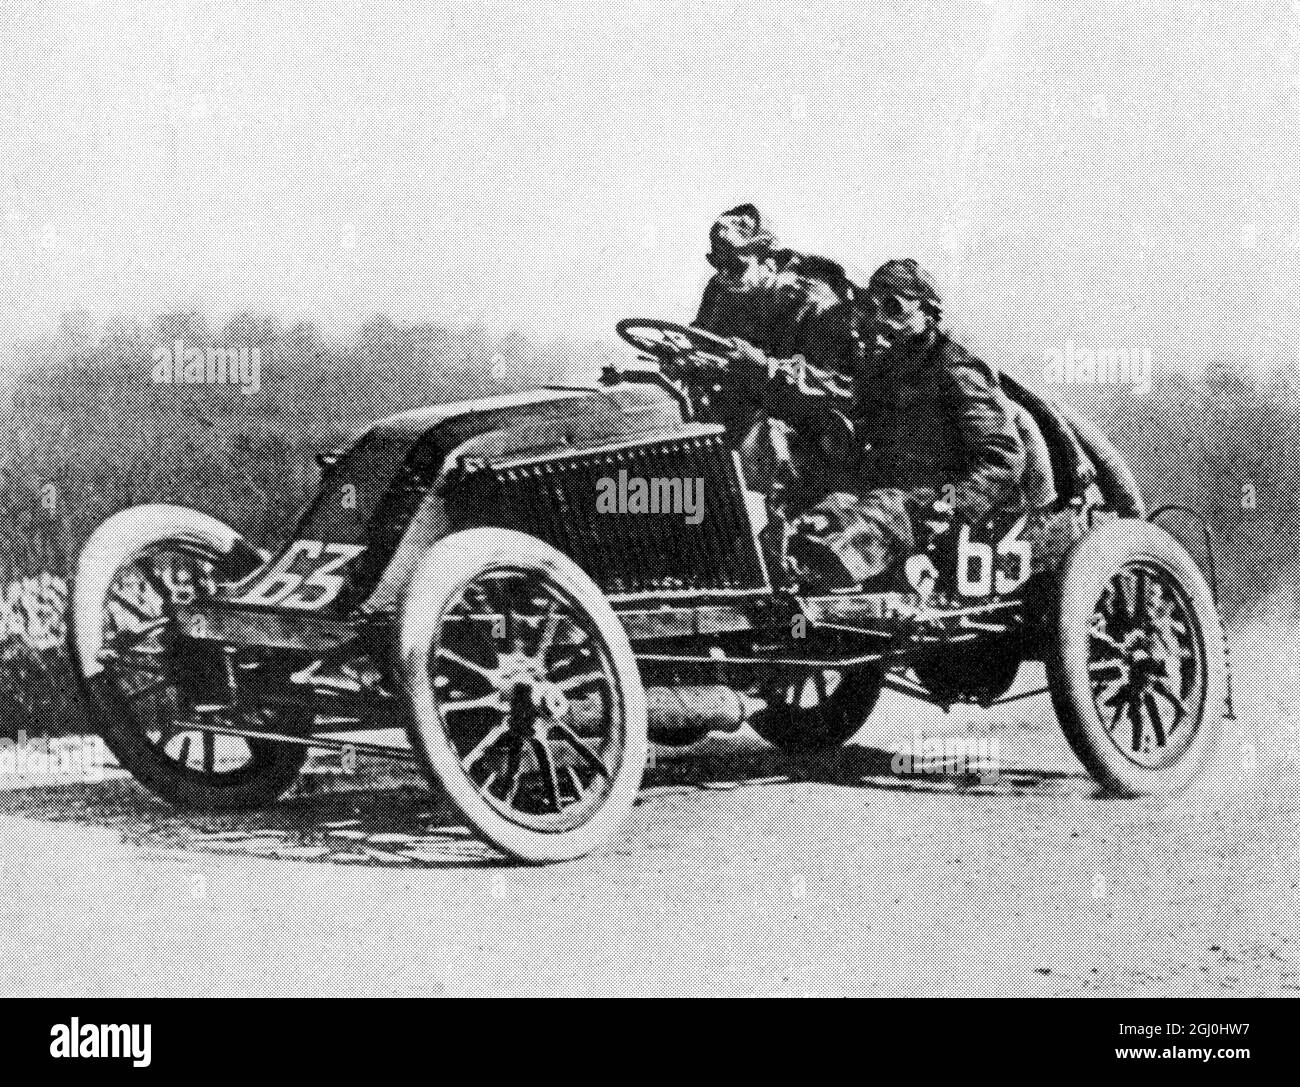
[2,626,1298,996]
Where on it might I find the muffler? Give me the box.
[569,684,753,740]
[646,685,750,738]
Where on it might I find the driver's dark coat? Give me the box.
[756,323,1026,522]
[694,251,842,358]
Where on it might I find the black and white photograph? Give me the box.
[1,0,1297,1063]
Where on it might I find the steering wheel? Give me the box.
[613,318,766,426]
[615,319,735,367]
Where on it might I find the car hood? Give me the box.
[259,382,688,613]
[363,387,595,442]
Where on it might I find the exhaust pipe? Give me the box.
[646,685,750,737]
[568,685,753,740]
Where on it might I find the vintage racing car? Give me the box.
[70,319,1230,862]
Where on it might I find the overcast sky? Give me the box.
[3,0,1299,372]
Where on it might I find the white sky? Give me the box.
[3,0,1300,371]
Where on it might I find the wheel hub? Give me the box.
[496,654,571,733]
[1119,632,1168,686]
[530,681,570,721]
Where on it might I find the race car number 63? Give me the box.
[957,516,1031,597]
[232,541,366,609]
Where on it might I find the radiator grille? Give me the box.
[480,433,767,596]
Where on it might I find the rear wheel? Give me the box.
[749,666,884,753]
[1045,519,1225,796]
[70,506,307,810]
[399,528,648,863]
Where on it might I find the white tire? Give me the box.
[399,528,648,862]
[1046,519,1226,796]
[70,504,305,810]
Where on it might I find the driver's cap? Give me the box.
[708,204,777,267]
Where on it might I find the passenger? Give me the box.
[726,258,1028,588]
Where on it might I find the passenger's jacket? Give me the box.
[748,324,1027,522]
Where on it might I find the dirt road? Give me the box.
[2,626,1298,997]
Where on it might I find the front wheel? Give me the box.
[398,528,648,863]
[1045,519,1226,796]
[69,505,307,810]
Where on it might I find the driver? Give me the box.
[692,204,851,500]
[730,258,1028,588]
[694,204,846,357]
